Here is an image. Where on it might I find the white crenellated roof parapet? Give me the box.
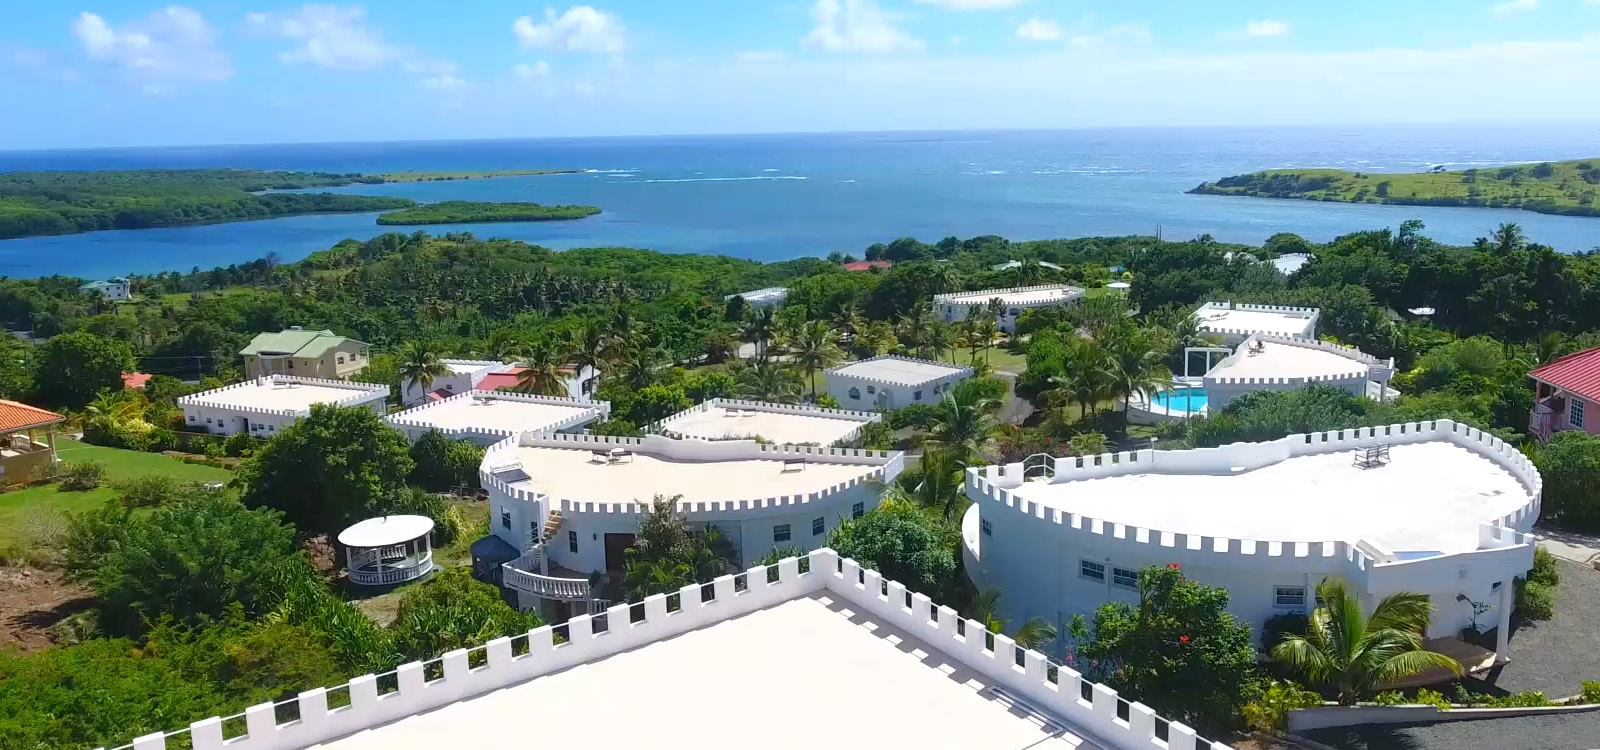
[480,431,905,518]
[176,375,389,417]
[385,390,610,439]
[106,548,1232,750]
[934,283,1087,306]
[656,398,882,444]
[1193,301,1321,338]
[826,354,975,389]
[966,420,1541,586]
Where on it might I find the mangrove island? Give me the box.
[375,201,602,225]
[1189,158,1600,218]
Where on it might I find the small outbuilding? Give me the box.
[339,515,436,586]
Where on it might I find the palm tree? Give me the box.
[911,449,968,521]
[736,359,802,404]
[1104,327,1173,421]
[482,329,529,363]
[1272,578,1462,705]
[925,322,955,363]
[619,344,662,390]
[572,321,616,376]
[515,339,571,397]
[926,387,1001,464]
[831,303,865,340]
[972,317,1001,364]
[398,341,450,399]
[897,303,936,356]
[789,320,843,398]
[968,589,1057,651]
[742,307,778,361]
[1491,222,1526,253]
[1048,338,1117,419]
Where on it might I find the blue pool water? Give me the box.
[1152,387,1209,414]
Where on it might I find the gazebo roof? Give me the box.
[338,515,435,548]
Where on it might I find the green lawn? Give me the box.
[0,440,232,547]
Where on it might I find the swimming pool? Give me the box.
[1150,386,1208,414]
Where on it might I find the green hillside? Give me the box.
[1188,158,1600,217]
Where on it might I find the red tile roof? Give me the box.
[0,400,65,433]
[842,260,893,272]
[476,370,525,392]
[1530,346,1600,402]
[122,372,152,390]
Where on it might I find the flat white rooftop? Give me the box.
[939,286,1082,306]
[444,361,494,375]
[1208,341,1367,380]
[1011,442,1528,554]
[1194,306,1316,337]
[187,380,383,412]
[504,445,879,504]
[830,357,968,387]
[313,593,1090,750]
[660,405,869,445]
[396,397,600,434]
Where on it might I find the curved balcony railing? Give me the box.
[348,553,434,586]
[502,550,594,601]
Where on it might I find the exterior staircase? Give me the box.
[541,509,564,544]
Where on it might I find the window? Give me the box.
[913,390,924,401]
[1009,308,1021,317]
[773,524,791,543]
[530,521,540,540]
[1274,585,1307,609]
[337,355,346,365]
[206,418,214,425]
[812,517,825,536]
[866,385,876,395]
[1112,567,1139,589]
[981,518,992,537]
[286,360,294,369]
[1491,581,1503,593]
[852,501,865,518]
[500,508,511,530]
[1080,560,1106,582]
[848,387,861,400]
[568,530,579,554]
[1571,399,1586,429]
[187,414,196,422]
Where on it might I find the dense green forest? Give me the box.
[1190,158,1600,217]
[375,201,601,225]
[0,170,421,239]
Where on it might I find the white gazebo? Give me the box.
[339,515,436,586]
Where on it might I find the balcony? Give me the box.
[502,548,610,612]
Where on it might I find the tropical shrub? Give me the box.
[1414,688,1452,709]
[112,474,179,508]
[407,430,485,492]
[1242,680,1323,731]
[1581,680,1600,704]
[58,460,106,491]
[1260,612,1309,651]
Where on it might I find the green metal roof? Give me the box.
[239,328,358,358]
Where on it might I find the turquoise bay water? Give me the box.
[1152,386,1209,414]
[3,125,1600,279]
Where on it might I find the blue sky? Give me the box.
[2,1,1598,148]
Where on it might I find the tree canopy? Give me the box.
[235,404,414,535]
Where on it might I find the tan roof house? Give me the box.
[241,327,369,380]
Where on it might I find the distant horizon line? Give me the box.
[5,118,1599,156]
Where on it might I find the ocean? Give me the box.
[2,124,1598,279]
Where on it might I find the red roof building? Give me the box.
[1529,347,1600,440]
[122,372,153,390]
[0,400,64,488]
[841,260,893,272]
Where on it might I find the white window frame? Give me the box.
[1274,585,1308,609]
[500,508,511,530]
[1112,566,1139,590]
[568,529,579,554]
[1079,559,1105,582]
[1571,398,1586,429]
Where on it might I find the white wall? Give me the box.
[827,370,968,411]
[181,396,388,437]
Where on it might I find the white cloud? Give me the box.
[418,74,466,91]
[1494,0,1538,15]
[513,6,626,54]
[1242,20,1291,37]
[246,5,399,70]
[1016,18,1062,42]
[513,61,551,78]
[804,0,924,54]
[913,0,1020,9]
[72,7,230,84]
[1069,23,1151,48]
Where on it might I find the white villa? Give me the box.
[481,432,903,619]
[1191,301,1319,346]
[934,284,1086,333]
[79,277,131,301]
[723,286,789,309]
[963,420,1539,671]
[385,391,610,446]
[178,375,388,437]
[656,398,881,446]
[1130,334,1397,423]
[110,550,1230,750]
[826,355,972,411]
[400,359,599,406]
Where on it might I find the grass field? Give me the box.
[157,286,263,310]
[1189,158,1600,217]
[0,440,233,547]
